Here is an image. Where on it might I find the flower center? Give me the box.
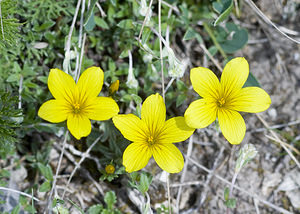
[217,97,226,108]
[73,103,81,114]
[147,136,155,146]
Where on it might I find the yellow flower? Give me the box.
[109,79,119,95]
[105,164,115,174]
[185,57,271,145]
[38,67,119,140]
[113,94,194,173]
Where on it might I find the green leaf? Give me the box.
[84,0,97,26]
[117,19,134,29]
[176,94,186,107]
[243,72,261,87]
[67,199,84,214]
[34,21,55,32]
[88,205,103,214]
[212,2,223,13]
[131,94,142,104]
[183,28,196,41]
[37,163,53,181]
[141,27,151,45]
[94,16,109,29]
[84,13,96,32]
[39,180,51,192]
[138,173,152,194]
[224,187,229,201]
[214,0,233,26]
[220,23,248,53]
[11,204,20,214]
[176,80,187,91]
[225,198,236,208]
[110,0,116,7]
[104,191,117,210]
[183,28,203,43]
[6,74,20,82]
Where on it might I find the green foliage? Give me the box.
[87,191,121,214]
[213,0,233,26]
[0,0,21,49]
[100,165,125,182]
[0,91,21,158]
[129,171,153,196]
[0,0,258,212]
[224,187,236,208]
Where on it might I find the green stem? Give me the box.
[203,22,227,59]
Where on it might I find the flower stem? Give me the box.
[203,22,227,59]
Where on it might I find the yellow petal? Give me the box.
[112,114,148,142]
[158,117,194,143]
[67,114,91,140]
[48,69,76,103]
[38,99,70,123]
[229,87,271,113]
[184,99,217,128]
[141,93,166,136]
[123,142,152,173]
[218,109,246,145]
[85,97,119,121]
[190,67,221,99]
[220,57,249,98]
[152,143,184,173]
[77,67,104,103]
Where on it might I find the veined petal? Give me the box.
[221,57,249,98]
[159,117,194,143]
[152,143,184,173]
[190,67,221,99]
[77,67,104,103]
[38,99,70,123]
[48,69,76,103]
[123,142,152,173]
[218,108,246,145]
[67,114,91,140]
[184,99,217,128]
[113,114,148,142]
[229,87,271,113]
[85,97,119,121]
[141,94,166,136]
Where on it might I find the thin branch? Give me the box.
[188,157,293,214]
[200,146,225,206]
[61,136,101,199]
[96,2,106,17]
[266,134,300,155]
[199,43,223,73]
[138,0,154,41]
[64,0,82,74]
[161,0,179,13]
[0,187,39,202]
[158,0,165,101]
[18,75,23,109]
[176,135,193,213]
[76,33,86,82]
[256,114,300,169]
[74,0,86,80]
[0,1,5,40]
[164,77,175,95]
[251,120,300,134]
[47,131,69,211]
[245,0,300,44]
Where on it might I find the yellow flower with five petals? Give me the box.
[38,67,119,140]
[184,57,271,144]
[113,94,194,173]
